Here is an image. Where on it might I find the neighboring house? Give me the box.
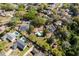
[1,33,16,42]
[35,31,43,37]
[46,24,56,32]
[19,25,29,31]
[19,21,30,31]
[33,26,44,37]
[31,48,45,56]
[6,33,16,42]
[33,26,44,32]
[11,37,28,51]
[16,37,28,50]
[1,31,20,42]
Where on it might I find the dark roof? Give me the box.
[19,25,29,31]
[20,18,29,21]
[31,48,45,56]
[17,40,26,50]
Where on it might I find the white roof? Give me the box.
[7,33,16,40]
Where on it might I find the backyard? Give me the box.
[10,45,31,56]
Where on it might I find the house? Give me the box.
[16,37,28,50]
[50,3,56,8]
[5,33,16,42]
[31,48,45,56]
[1,33,16,42]
[1,31,20,42]
[19,24,29,31]
[33,26,44,37]
[11,37,28,50]
[35,31,43,37]
[19,21,30,31]
[46,24,56,32]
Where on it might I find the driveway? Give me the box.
[5,49,13,56]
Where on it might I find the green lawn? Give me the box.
[0,41,8,52]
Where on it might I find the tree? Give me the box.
[12,17,20,23]
[38,3,48,11]
[62,4,70,9]
[33,16,47,26]
[69,4,79,16]
[62,41,71,49]
[47,35,56,44]
[70,22,79,34]
[25,6,37,20]
[52,9,57,15]
[70,35,79,48]
[36,39,50,51]
[28,25,34,34]
[53,15,61,21]
[43,41,50,51]
[29,34,37,42]
[17,4,25,11]
[57,26,71,40]
[15,4,26,18]
[0,3,16,11]
[7,17,20,27]
[51,48,63,56]
[36,39,44,48]
[0,42,6,51]
[65,48,76,56]
[73,16,79,25]
[15,11,26,18]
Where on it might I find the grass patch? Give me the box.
[0,41,8,52]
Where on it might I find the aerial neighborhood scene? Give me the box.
[0,3,79,56]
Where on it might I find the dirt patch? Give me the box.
[0,16,12,25]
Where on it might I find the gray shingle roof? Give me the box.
[17,40,26,50]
